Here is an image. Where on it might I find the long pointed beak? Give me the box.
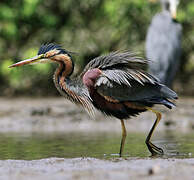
[170,7,177,19]
[170,1,177,19]
[9,55,44,68]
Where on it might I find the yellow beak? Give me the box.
[9,54,44,68]
[170,6,177,19]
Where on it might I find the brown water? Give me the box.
[0,131,193,160]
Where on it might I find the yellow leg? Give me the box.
[119,119,127,157]
[146,107,164,156]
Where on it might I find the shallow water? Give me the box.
[0,131,193,160]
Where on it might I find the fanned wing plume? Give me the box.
[81,51,148,77]
[81,51,177,109]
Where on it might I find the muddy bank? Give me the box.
[0,97,193,133]
[0,97,193,180]
[0,157,193,180]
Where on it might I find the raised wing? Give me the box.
[95,69,177,105]
[81,51,148,77]
[81,51,177,109]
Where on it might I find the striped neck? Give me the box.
[53,54,74,80]
[53,60,95,116]
[53,62,74,102]
[52,53,75,98]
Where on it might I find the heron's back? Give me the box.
[146,11,182,87]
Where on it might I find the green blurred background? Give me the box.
[0,0,194,96]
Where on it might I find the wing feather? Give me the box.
[80,51,148,77]
[80,51,177,108]
[95,69,160,101]
[95,69,177,104]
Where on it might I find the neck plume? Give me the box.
[53,55,95,117]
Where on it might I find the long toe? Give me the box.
[146,142,164,156]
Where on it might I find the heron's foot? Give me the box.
[146,141,164,156]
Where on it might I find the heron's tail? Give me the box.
[160,84,178,100]
[145,84,178,109]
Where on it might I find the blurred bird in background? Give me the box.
[146,0,182,88]
[9,43,177,157]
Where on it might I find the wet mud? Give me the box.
[0,157,194,180]
[0,97,193,133]
[0,97,193,180]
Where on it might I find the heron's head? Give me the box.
[149,0,180,19]
[9,43,73,68]
[168,0,180,19]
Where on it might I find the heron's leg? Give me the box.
[119,119,127,157]
[146,107,164,156]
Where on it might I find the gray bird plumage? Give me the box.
[146,0,182,88]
